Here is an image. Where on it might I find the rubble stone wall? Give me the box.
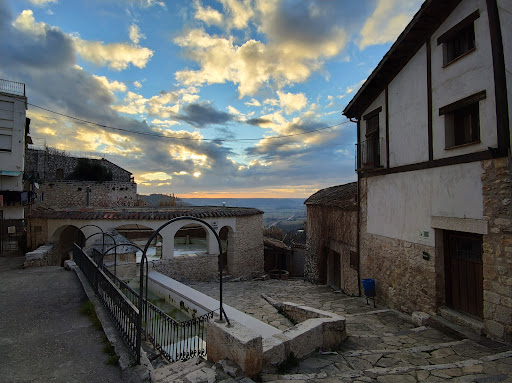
[34,181,137,209]
[231,214,264,278]
[150,254,218,282]
[305,205,358,294]
[481,157,512,342]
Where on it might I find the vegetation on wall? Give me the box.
[68,158,113,182]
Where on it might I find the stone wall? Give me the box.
[23,244,58,267]
[359,177,438,314]
[481,157,512,342]
[305,205,358,294]
[34,181,137,209]
[231,214,264,278]
[25,149,132,182]
[150,254,218,282]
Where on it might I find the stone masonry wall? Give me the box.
[231,214,264,278]
[150,255,218,282]
[25,149,132,182]
[34,181,137,209]
[305,205,358,295]
[481,157,512,342]
[359,178,438,314]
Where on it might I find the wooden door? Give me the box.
[445,231,483,318]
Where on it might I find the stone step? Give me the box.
[437,307,485,336]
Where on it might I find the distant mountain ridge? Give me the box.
[182,198,306,211]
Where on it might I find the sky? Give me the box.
[0,0,423,198]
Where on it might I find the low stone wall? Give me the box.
[150,255,218,282]
[23,244,58,267]
[261,302,346,372]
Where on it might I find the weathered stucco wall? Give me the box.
[34,181,137,209]
[305,205,358,295]
[366,162,484,246]
[431,0,497,159]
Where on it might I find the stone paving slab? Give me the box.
[181,279,512,382]
[0,266,123,383]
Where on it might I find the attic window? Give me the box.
[440,91,486,149]
[438,10,479,66]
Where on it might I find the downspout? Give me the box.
[351,117,362,297]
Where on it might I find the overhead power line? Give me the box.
[28,103,352,143]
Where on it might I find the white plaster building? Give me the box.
[0,79,31,253]
[343,0,511,341]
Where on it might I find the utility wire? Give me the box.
[28,102,352,143]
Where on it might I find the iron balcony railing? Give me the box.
[356,137,383,170]
[0,79,25,97]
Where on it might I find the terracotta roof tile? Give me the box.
[29,206,263,220]
[304,182,357,210]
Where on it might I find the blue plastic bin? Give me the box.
[362,278,375,298]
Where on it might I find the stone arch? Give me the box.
[114,223,162,261]
[174,223,208,256]
[219,225,235,272]
[50,225,85,266]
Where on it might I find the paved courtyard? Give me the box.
[183,279,512,383]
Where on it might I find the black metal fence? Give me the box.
[73,244,141,362]
[103,265,213,362]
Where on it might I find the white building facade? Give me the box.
[344,0,511,341]
[0,79,30,254]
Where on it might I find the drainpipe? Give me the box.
[353,117,362,297]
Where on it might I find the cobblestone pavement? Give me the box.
[182,279,512,383]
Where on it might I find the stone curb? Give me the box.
[67,261,154,383]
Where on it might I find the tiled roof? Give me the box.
[304,182,357,210]
[264,237,289,250]
[29,206,263,220]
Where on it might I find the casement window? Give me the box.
[438,11,479,66]
[361,107,382,168]
[440,91,485,149]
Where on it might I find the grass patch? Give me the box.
[80,300,102,331]
[103,343,120,366]
[277,352,300,374]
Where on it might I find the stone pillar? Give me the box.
[160,226,175,260]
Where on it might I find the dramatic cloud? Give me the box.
[12,10,154,71]
[129,24,145,44]
[277,91,307,115]
[194,1,223,25]
[175,0,352,98]
[29,0,57,6]
[175,103,233,128]
[93,75,127,93]
[359,0,422,49]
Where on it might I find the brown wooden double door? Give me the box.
[445,231,484,318]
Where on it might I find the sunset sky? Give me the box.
[0,0,422,198]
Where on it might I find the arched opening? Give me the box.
[51,225,85,266]
[115,224,162,262]
[174,224,207,256]
[219,226,234,272]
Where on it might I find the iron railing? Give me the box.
[0,79,25,97]
[73,244,141,362]
[356,137,383,170]
[103,265,213,362]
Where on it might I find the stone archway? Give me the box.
[219,226,234,272]
[174,224,208,256]
[50,225,85,266]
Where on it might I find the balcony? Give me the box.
[356,137,383,171]
[0,79,25,97]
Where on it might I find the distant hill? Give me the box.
[138,194,189,208]
[182,198,306,230]
[182,198,305,210]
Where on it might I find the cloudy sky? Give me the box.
[0,0,422,198]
